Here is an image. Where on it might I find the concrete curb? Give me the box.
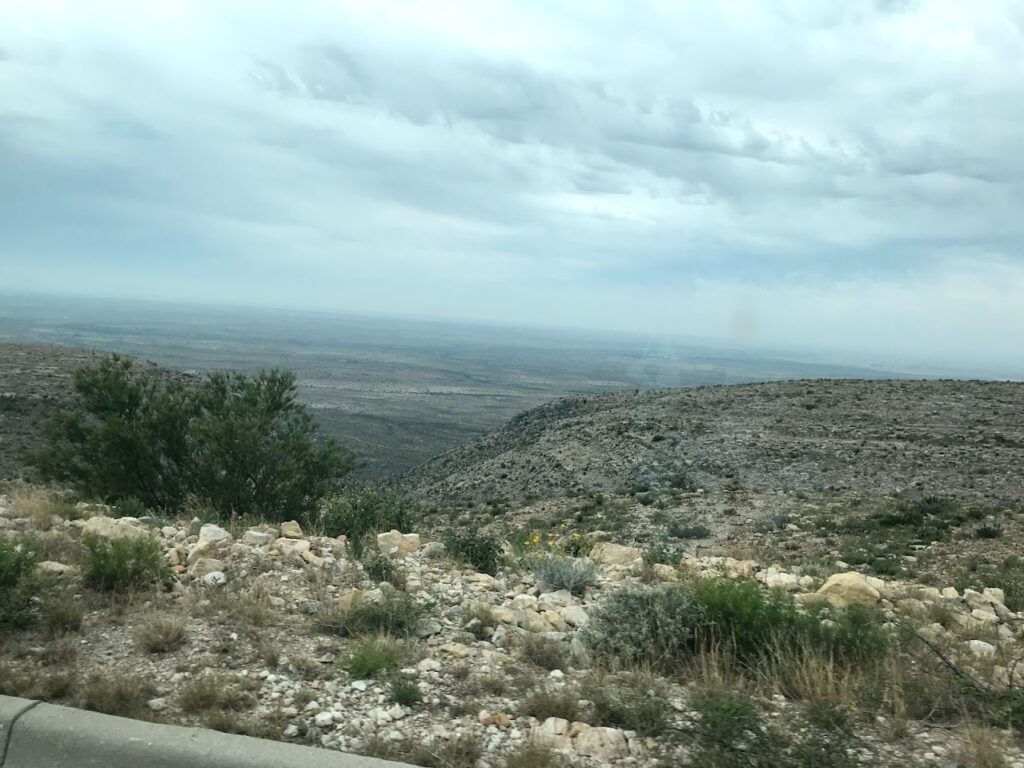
[0,696,410,768]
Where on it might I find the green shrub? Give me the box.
[316,489,414,556]
[35,355,353,519]
[584,672,670,735]
[668,522,712,540]
[0,538,38,628]
[82,534,164,592]
[115,497,150,519]
[519,635,569,671]
[584,579,887,672]
[520,686,583,722]
[389,677,423,706]
[527,556,597,596]
[363,554,400,585]
[346,635,403,678]
[644,537,685,565]
[445,530,501,575]
[582,584,706,668]
[692,690,764,754]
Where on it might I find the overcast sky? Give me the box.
[1,1,1022,371]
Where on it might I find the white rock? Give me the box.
[242,529,275,547]
[199,524,231,544]
[202,571,228,587]
[280,520,304,539]
[81,516,148,541]
[968,640,997,658]
[560,606,589,628]
[147,697,168,712]
[313,711,335,728]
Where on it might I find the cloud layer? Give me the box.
[1,1,1023,372]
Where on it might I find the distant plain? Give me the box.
[0,292,915,477]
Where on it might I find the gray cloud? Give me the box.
[0,1,1022,372]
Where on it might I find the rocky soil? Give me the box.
[4,492,1024,767]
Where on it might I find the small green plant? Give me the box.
[504,742,567,768]
[82,534,164,592]
[527,555,597,596]
[0,538,39,628]
[362,553,405,587]
[583,671,670,735]
[692,690,764,758]
[316,489,414,556]
[644,537,685,565]
[389,677,423,706]
[668,521,712,539]
[520,686,582,722]
[445,530,501,575]
[519,634,569,671]
[346,635,404,678]
[115,497,150,518]
[975,524,1003,539]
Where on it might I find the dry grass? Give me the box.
[41,593,85,637]
[81,672,155,718]
[956,725,1008,768]
[504,742,567,768]
[179,672,257,713]
[11,489,74,531]
[136,613,188,653]
[0,661,78,701]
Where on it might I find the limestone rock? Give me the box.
[198,524,231,545]
[280,520,303,539]
[816,572,881,607]
[274,537,311,557]
[590,542,642,566]
[242,529,276,547]
[36,561,75,577]
[560,605,589,628]
[81,516,148,541]
[377,530,420,558]
[968,639,996,658]
[574,726,629,760]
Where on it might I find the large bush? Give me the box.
[35,355,353,520]
[35,356,194,511]
[83,534,165,592]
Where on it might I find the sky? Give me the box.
[1,0,1023,372]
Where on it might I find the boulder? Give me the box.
[816,572,881,607]
[574,726,629,760]
[590,542,642,566]
[273,537,311,557]
[536,717,573,752]
[81,516,148,541]
[280,520,303,539]
[560,606,589,628]
[36,561,75,577]
[968,639,996,658]
[376,530,420,558]
[242,529,276,547]
[198,524,231,545]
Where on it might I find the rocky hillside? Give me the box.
[405,379,1024,507]
[4,489,1024,767]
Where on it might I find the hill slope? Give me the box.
[405,379,1024,506]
